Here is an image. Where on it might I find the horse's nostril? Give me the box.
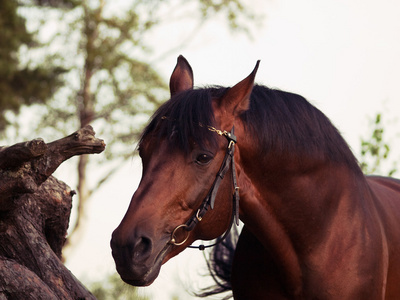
[132,236,152,261]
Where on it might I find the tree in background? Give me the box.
[359,113,398,176]
[1,0,260,252]
[0,0,69,132]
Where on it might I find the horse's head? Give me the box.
[111,56,259,286]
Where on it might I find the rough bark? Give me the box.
[0,125,105,299]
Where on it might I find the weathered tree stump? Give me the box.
[0,125,105,299]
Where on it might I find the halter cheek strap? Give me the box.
[168,127,240,250]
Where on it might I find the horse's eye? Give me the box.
[196,154,213,165]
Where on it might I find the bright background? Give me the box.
[62,0,400,299]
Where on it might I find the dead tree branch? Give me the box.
[0,125,105,299]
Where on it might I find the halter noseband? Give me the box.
[168,126,240,250]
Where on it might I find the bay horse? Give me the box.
[111,55,400,299]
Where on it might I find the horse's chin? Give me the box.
[119,265,160,287]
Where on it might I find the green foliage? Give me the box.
[89,273,149,300]
[360,113,397,176]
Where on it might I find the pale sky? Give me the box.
[64,1,400,299]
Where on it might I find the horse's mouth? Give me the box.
[118,259,161,287]
[114,241,172,287]
[120,271,158,287]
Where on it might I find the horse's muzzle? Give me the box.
[110,228,170,286]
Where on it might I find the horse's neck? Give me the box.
[237,157,365,294]
[238,150,364,233]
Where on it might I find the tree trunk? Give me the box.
[0,125,105,299]
[65,1,103,253]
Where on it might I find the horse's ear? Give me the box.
[219,60,260,116]
[169,55,194,96]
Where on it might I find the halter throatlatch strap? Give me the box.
[168,127,240,250]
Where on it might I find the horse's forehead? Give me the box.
[139,132,185,164]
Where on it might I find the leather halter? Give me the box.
[168,126,240,250]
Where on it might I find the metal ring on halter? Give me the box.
[168,224,190,246]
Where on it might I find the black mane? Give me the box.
[242,85,360,172]
[140,84,360,173]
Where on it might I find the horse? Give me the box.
[111,55,400,299]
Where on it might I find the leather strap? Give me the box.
[184,127,240,250]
